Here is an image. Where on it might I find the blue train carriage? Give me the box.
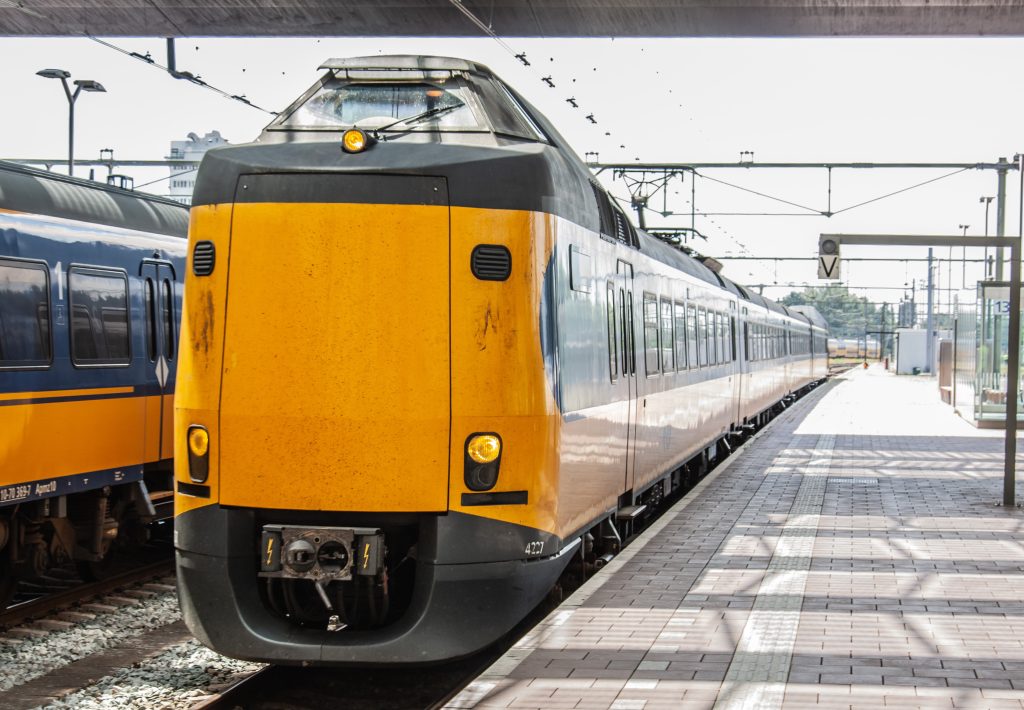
[0,161,188,599]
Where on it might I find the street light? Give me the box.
[958,224,970,291]
[981,196,995,278]
[36,68,106,178]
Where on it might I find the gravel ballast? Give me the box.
[38,639,263,709]
[0,591,181,692]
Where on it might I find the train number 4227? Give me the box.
[524,541,545,556]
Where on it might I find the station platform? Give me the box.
[446,366,1024,709]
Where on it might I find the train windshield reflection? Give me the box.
[275,76,545,141]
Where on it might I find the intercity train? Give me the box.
[0,161,188,601]
[174,56,829,665]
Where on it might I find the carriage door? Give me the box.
[616,260,638,492]
[140,261,178,465]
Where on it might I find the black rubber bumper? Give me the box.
[175,506,575,666]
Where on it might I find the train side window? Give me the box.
[607,283,618,382]
[162,279,175,360]
[709,311,718,365]
[716,313,725,365]
[620,289,635,376]
[730,317,737,361]
[697,307,708,367]
[0,259,51,368]
[643,293,659,376]
[673,301,687,370]
[659,297,674,372]
[145,278,157,362]
[686,304,698,368]
[69,267,130,367]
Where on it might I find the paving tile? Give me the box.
[446,370,1024,709]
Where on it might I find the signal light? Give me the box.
[187,425,210,483]
[341,129,374,154]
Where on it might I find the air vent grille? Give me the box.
[193,241,215,276]
[471,245,511,282]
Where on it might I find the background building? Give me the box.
[167,130,228,205]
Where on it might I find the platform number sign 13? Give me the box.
[818,236,840,280]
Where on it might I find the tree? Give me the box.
[780,286,881,339]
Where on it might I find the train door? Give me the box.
[616,260,638,493]
[736,307,748,424]
[140,261,177,466]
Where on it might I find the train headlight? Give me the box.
[341,129,373,154]
[465,433,502,491]
[187,425,210,483]
[467,434,501,464]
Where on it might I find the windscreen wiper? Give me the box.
[370,101,465,139]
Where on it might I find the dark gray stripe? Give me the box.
[461,490,528,506]
[177,481,211,498]
[0,465,144,508]
[233,172,447,206]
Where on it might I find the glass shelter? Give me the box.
[953,281,1024,426]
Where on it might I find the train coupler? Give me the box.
[258,525,385,582]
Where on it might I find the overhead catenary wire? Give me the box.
[828,166,973,215]
[693,170,823,215]
[89,37,278,115]
[134,166,197,189]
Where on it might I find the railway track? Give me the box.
[1,555,174,630]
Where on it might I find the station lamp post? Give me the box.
[36,69,106,178]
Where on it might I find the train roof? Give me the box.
[789,304,830,330]
[319,55,491,74]
[636,227,798,318]
[0,160,188,238]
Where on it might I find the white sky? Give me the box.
[1,36,1021,312]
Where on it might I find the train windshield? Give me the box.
[274,75,546,141]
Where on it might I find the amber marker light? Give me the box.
[187,425,210,483]
[341,129,372,153]
[467,434,501,464]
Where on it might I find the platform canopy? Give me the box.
[3,0,1024,37]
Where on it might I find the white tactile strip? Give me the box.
[712,433,834,710]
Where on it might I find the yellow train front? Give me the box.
[175,56,586,664]
[175,55,829,666]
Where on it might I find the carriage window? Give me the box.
[673,301,687,370]
[697,307,708,367]
[70,268,130,366]
[687,304,698,368]
[162,279,175,360]
[716,313,725,364]
[660,298,674,372]
[643,293,659,376]
[0,260,50,367]
[607,283,618,381]
[729,317,737,361]
[145,278,157,362]
[709,311,718,365]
